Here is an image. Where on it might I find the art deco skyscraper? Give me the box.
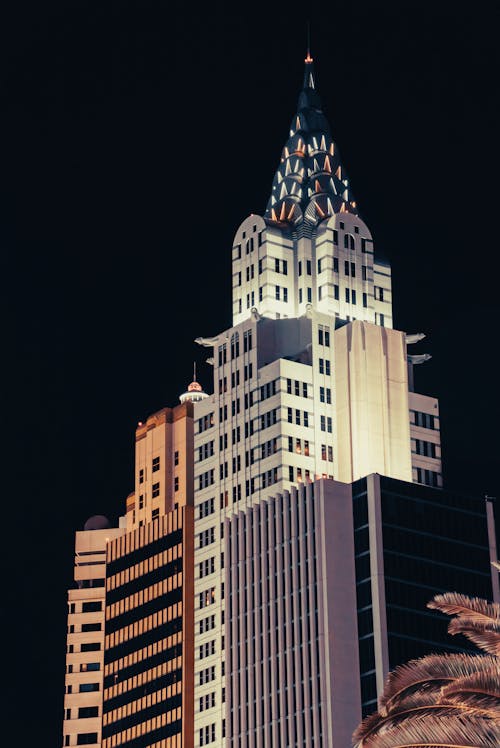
[62,51,498,748]
[190,52,497,746]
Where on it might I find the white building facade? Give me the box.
[191,54,442,746]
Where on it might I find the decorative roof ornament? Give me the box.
[265,48,358,229]
[179,363,209,403]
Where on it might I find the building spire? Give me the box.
[264,48,359,227]
[303,22,315,89]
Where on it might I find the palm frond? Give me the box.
[379,654,497,713]
[354,702,481,744]
[427,593,500,625]
[356,713,500,747]
[446,618,500,656]
[441,670,500,715]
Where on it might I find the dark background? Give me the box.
[2,1,499,743]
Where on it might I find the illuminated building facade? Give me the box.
[63,401,197,748]
[62,51,499,748]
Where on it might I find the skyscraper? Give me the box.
[62,51,498,748]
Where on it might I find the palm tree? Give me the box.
[353,593,500,747]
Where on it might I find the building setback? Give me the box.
[62,49,499,748]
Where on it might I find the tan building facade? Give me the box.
[62,402,195,748]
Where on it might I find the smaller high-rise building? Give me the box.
[62,396,197,748]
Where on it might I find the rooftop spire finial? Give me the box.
[305,21,313,63]
[193,361,196,382]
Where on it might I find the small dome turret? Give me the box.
[179,363,209,403]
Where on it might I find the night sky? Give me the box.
[3,1,499,743]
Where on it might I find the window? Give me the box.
[79,683,99,692]
[152,482,160,498]
[200,692,216,712]
[333,257,339,273]
[317,258,322,273]
[152,508,160,521]
[199,469,215,490]
[139,468,144,484]
[412,410,436,430]
[152,456,160,472]
[363,292,367,308]
[138,493,144,509]
[174,450,179,466]
[199,587,216,608]
[306,259,311,275]
[334,284,339,300]
[82,602,101,613]
[375,286,384,301]
[344,260,349,276]
[81,643,100,652]
[77,735,98,746]
[345,288,350,303]
[199,614,216,634]
[243,329,252,352]
[199,527,215,548]
[199,497,215,519]
[199,724,216,745]
[333,229,338,244]
[80,662,100,672]
[81,623,101,633]
[261,408,278,430]
[259,286,263,302]
[299,288,303,303]
[198,413,214,433]
[78,707,98,719]
[362,265,367,280]
[199,666,216,686]
[352,289,357,305]
[319,386,331,403]
[307,287,312,303]
[303,411,309,427]
[298,260,302,276]
[413,439,437,458]
[244,363,253,381]
[319,358,331,375]
[275,285,280,300]
[199,557,215,578]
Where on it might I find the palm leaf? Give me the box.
[446,618,500,656]
[354,702,485,744]
[379,654,497,714]
[427,593,500,625]
[441,670,500,715]
[355,713,500,747]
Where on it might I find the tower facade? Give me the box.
[190,53,446,746]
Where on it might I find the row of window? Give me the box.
[64,734,98,746]
[286,408,310,427]
[68,601,102,614]
[199,723,216,745]
[217,331,253,366]
[412,439,437,458]
[412,410,437,430]
[286,378,309,398]
[199,639,216,659]
[64,707,99,721]
[199,557,215,578]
